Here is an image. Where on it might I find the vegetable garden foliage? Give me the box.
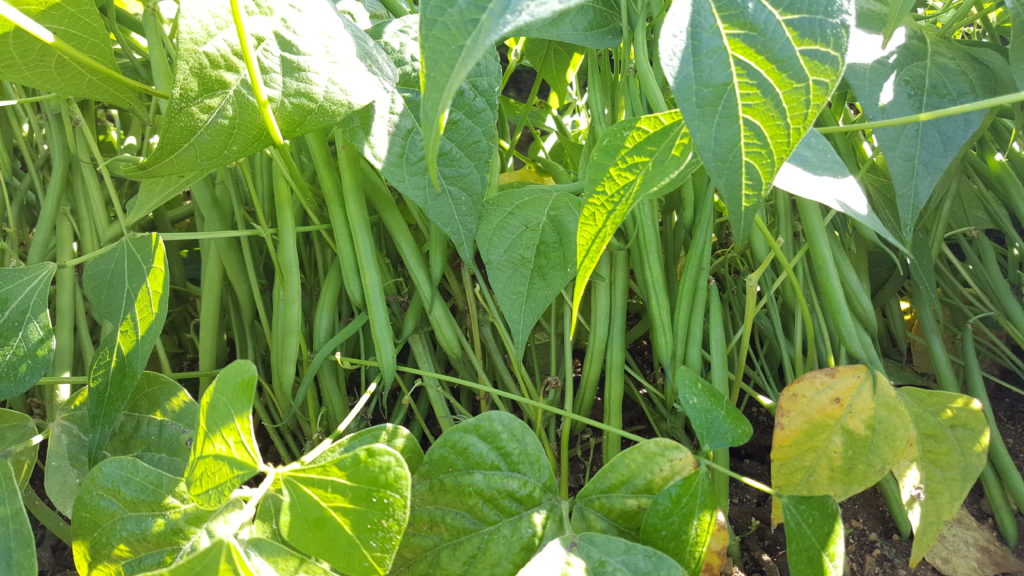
[0,0,1019,574]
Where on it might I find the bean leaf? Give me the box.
[673,366,752,451]
[0,0,143,112]
[782,495,845,576]
[573,110,697,332]
[186,360,262,510]
[844,1,1013,241]
[309,423,424,474]
[0,262,55,400]
[279,445,411,576]
[640,467,718,576]
[0,460,34,576]
[659,0,853,243]
[131,0,396,177]
[479,185,580,359]
[771,365,911,501]
[572,438,697,540]
[894,387,989,567]
[393,411,563,576]
[517,532,683,576]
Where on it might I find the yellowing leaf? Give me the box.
[771,365,911,500]
[499,168,556,187]
[700,509,729,576]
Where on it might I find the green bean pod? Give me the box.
[270,162,304,425]
[603,249,629,463]
[630,199,674,375]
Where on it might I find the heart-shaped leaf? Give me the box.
[479,185,580,358]
[572,438,697,540]
[894,387,989,567]
[0,262,55,400]
[640,466,718,576]
[279,444,410,576]
[771,365,912,500]
[673,366,752,451]
[782,495,845,576]
[659,0,853,243]
[186,360,263,510]
[394,411,562,576]
[132,0,396,177]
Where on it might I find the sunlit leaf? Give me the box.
[279,445,410,576]
[517,532,683,576]
[393,411,562,576]
[309,423,424,474]
[640,466,717,576]
[0,0,143,111]
[782,495,845,576]
[81,234,169,466]
[659,0,853,242]
[844,1,1013,240]
[72,456,242,575]
[894,387,989,567]
[45,372,197,517]
[0,262,55,400]
[573,110,696,330]
[479,185,580,358]
[186,360,262,510]
[0,460,35,576]
[572,438,697,540]
[131,0,396,177]
[771,365,911,500]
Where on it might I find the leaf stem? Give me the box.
[229,0,284,146]
[817,90,1024,134]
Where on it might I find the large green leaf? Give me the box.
[659,0,853,243]
[241,537,337,576]
[137,539,249,576]
[45,372,197,518]
[771,365,912,501]
[125,170,211,226]
[0,0,142,111]
[418,0,587,177]
[673,366,752,451]
[279,444,410,576]
[0,460,34,576]
[639,467,717,576]
[131,0,396,177]
[393,411,562,576]
[572,438,697,540]
[774,129,903,250]
[339,14,499,261]
[0,262,55,400]
[572,110,696,328]
[309,423,424,474]
[72,456,242,575]
[479,185,580,358]
[0,409,37,489]
[1006,0,1024,90]
[186,360,262,510]
[894,387,989,568]
[844,1,1012,241]
[81,234,169,466]
[517,532,683,576]
[782,495,845,576]
[520,0,621,49]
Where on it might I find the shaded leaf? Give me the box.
[520,39,585,108]
[1006,0,1024,91]
[131,0,396,177]
[517,532,683,576]
[659,0,853,242]
[573,438,697,540]
[517,0,621,49]
[894,387,989,567]
[0,460,35,576]
[774,129,903,250]
[844,2,1012,240]
[782,495,845,576]
[279,444,410,576]
[673,365,752,451]
[393,411,562,576]
[72,456,241,575]
[45,372,197,517]
[419,0,587,176]
[480,185,580,358]
[640,466,717,576]
[339,14,499,261]
[81,234,169,466]
[125,170,211,226]
[186,360,262,510]
[771,365,912,501]
[309,423,424,474]
[0,262,55,400]
[0,0,143,111]
[0,407,38,489]
[573,110,696,329]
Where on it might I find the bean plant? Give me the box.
[0,0,1020,574]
